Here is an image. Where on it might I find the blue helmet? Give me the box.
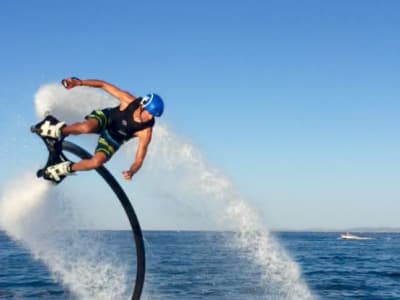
[141,93,164,117]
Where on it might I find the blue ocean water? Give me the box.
[0,231,399,299]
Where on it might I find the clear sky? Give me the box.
[1,1,399,230]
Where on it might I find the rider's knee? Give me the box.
[81,122,94,133]
[91,156,105,168]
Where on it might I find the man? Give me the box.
[39,77,164,182]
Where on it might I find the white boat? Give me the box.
[340,232,372,240]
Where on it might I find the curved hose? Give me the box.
[62,140,145,300]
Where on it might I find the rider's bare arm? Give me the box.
[80,79,136,105]
[123,127,153,180]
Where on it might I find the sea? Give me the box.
[0,230,399,300]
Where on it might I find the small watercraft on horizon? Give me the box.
[340,232,373,240]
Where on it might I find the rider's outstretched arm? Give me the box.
[64,77,136,104]
[80,79,136,104]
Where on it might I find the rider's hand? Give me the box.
[122,170,134,181]
[61,77,82,89]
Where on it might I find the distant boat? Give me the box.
[340,232,373,240]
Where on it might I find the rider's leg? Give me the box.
[39,118,100,139]
[62,118,99,136]
[71,152,108,172]
[44,150,108,182]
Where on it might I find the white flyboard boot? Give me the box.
[45,161,73,182]
[39,120,66,139]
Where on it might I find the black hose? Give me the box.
[62,140,145,300]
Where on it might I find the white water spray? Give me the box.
[141,125,314,299]
[0,172,129,300]
[0,172,50,240]
[32,83,314,299]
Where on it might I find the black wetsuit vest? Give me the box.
[105,98,155,144]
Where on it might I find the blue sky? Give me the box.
[1,1,399,230]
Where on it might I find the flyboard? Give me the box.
[31,115,145,300]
